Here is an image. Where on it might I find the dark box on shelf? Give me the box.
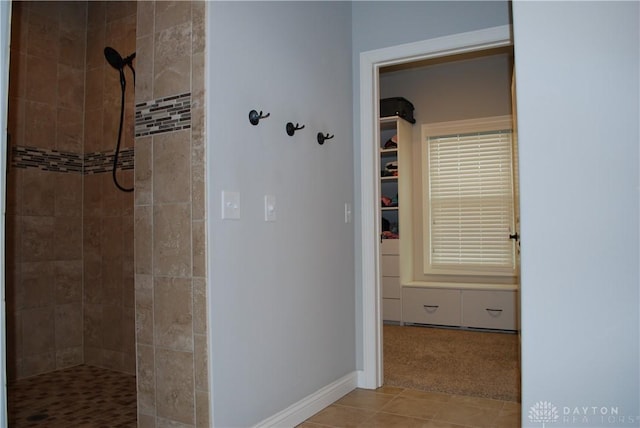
[380,97,416,124]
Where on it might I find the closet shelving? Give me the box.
[380,116,413,322]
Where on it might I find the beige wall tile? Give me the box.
[135,274,154,345]
[54,216,83,260]
[86,25,106,71]
[196,390,209,428]
[191,159,205,222]
[83,303,103,349]
[22,307,55,356]
[134,34,154,104]
[191,220,205,277]
[155,2,192,33]
[153,203,192,277]
[84,345,102,367]
[157,417,195,428]
[20,351,55,378]
[22,216,54,262]
[153,129,191,204]
[59,26,87,69]
[103,304,124,351]
[153,23,192,99]
[192,278,206,335]
[137,343,156,415]
[156,348,195,425]
[83,174,103,217]
[25,101,57,149]
[83,107,104,153]
[26,55,57,105]
[57,64,85,110]
[106,1,137,24]
[135,205,153,275]
[102,175,125,218]
[27,7,59,61]
[123,306,136,354]
[87,1,106,30]
[55,346,83,369]
[138,413,157,428]
[57,107,84,152]
[194,334,207,392]
[83,216,102,261]
[135,136,153,205]
[21,261,54,310]
[55,303,83,348]
[5,168,22,217]
[137,1,155,38]
[85,66,104,110]
[102,349,125,372]
[154,277,193,351]
[83,259,103,304]
[102,260,124,306]
[192,2,205,56]
[102,216,124,261]
[22,169,55,216]
[54,260,83,304]
[54,170,83,217]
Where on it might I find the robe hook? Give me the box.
[317,132,334,145]
[249,109,270,125]
[286,122,305,136]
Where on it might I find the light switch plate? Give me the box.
[222,191,240,220]
[264,194,276,222]
[345,202,352,224]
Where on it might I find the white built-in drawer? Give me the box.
[382,276,400,299]
[380,239,400,255]
[462,290,517,330]
[383,298,401,322]
[381,255,399,277]
[402,287,461,326]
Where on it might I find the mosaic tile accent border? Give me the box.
[135,92,191,137]
[11,146,134,175]
[85,148,134,174]
[12,146,83,173]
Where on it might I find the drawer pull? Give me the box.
[423,305,439,313]
[486,308,503,317]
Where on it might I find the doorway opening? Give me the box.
[358,25,519,393]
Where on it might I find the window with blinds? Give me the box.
[425,128,516,273]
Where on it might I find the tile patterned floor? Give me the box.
[299,386,521,428]
[7,364,520,427]
[7,365,137,427]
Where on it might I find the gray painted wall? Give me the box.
[380,53,513,125]
[513,2,639,425]
[207,2,354,426]
[351,0,512,370]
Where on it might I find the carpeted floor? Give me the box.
[383,324,521,402]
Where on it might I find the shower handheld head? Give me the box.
[104,47,125,70]
[104,46,136,193]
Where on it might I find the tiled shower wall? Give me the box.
[133,2,209,426]
[82,1,137,374]
[5,1,137,380]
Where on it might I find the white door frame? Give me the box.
[357,25,513,389]
[0,1,11,424]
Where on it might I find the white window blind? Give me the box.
[427,129,515,270]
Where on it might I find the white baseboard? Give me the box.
[253,371,358,428]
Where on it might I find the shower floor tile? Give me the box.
[8,365,136,427]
